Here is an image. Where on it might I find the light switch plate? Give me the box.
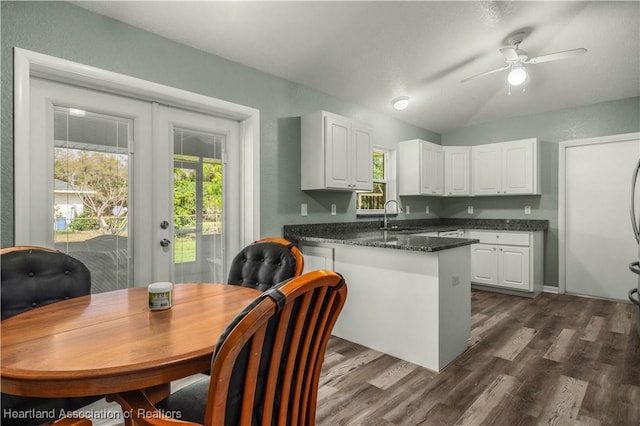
[301,203,308,216]
[331,204,336,215]
[524,205,531,215]
[468,206,474,214]
[425,205,429,214]
[405,205,411,214]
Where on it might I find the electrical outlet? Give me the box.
[405,205,411,214]
[301,203,308,217]
[425,205,429,214]
[331,204,336,215]
[524,205,531,215]
[468,205,474,214]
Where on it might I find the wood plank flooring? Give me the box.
[316,290,640,426]
[78,289,640,425]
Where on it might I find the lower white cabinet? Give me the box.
[468,230,543,293]
[298,242,334,271]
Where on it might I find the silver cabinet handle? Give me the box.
[160,238,171,248]
[629,261,640,275]
[631,158,640,243]
[629,288,639,306]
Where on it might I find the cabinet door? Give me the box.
[300,244,335,271]
[352,124,373,191]
[498,246,531,290]
[472,144,501,195]
[502,140,533,194]
[431,146,444,195]
[444,147,470,196]
[418,142,444,195]
[324,115,351,189]
[419,142,433,194]
[470,243,498,285]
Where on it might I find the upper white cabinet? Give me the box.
[301,110,373,191]
[472,138,540,195]
[398,139,444,196]
[444,146,471,196]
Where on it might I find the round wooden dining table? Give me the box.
[0,283,261,398]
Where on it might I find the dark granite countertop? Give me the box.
[283,218,548,253]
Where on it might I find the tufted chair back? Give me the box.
[227,237,304,291]
[1,246,91,320]
[1,246,96,426]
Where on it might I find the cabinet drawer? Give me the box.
[468,230,530,246]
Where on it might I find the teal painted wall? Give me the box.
[441,97,640,286]
[0,1,437,246]
[2,2,639,289]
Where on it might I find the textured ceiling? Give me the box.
[73,1,640,134]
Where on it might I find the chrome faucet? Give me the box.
[382,199,401,230]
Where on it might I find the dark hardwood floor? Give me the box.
[316,289,640,426]
[81,289,640,425]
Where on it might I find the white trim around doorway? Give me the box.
[13,47,260,246]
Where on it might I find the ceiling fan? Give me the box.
[461,32,587,87]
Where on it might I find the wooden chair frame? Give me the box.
[108,269,346,426]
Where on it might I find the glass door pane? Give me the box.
[173,128,224,283]
[53,106,131,293]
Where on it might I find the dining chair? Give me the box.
[108,269,347,426]
[1,246,97,426]
[226,237,304,291]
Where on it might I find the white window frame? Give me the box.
[13,47,260,249]
[356,146,397,216]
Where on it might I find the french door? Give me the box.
[21,78,239,290]
[155,106,240,284]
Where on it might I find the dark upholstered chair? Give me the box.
[108,269,347,426]
[1,246,96,426]
[227,237,304,291]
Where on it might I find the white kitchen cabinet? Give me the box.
[298,242,334,271]
[301,110,373,191]
[398,139,444,196]
[472,138,540,195]
[470,243,499,285]
[444,146,471,196]
[468,230,543,294]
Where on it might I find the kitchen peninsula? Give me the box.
[284,218,548,372]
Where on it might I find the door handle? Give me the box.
[160,238,171,248]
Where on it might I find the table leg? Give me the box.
[106,383,171,426]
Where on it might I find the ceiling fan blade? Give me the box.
[527,48,587,64]
[461,65,510,83]
[499,47,520,61]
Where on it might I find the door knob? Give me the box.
[160,220,169,229]
[160,238,171,247]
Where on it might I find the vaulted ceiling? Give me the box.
[73,1,640,134]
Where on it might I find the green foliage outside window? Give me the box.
[357,150,388,211]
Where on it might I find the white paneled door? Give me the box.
[23,78,239,290]
[562,133,640,301]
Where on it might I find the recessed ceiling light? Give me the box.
[391,96,410,111]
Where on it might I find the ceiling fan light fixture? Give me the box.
[507,66,527,86]
[391,96,410,110]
